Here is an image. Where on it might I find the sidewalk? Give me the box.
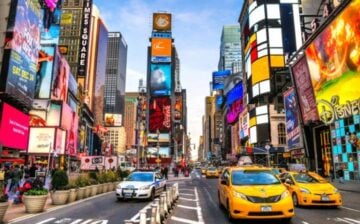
[166,172,191,181]
[331,180,360,193]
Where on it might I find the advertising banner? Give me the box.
[35,45,55,99]
[67,72,77,96]
[212,70,231,90]
[1,0,42,107]
[80,156,104,170]
[46,101,61,126]
[40,0,62,45]
[149,97,171,133]
[104,113,122,127]
[305,1,360,124]
[51,48,69,102]
[61,103,78,156]
[224,72,242,95]
[150,64,171,96]
[283,87,301,149]
[226,99,244,124]
[29,110,47,127]
[104,156,118,170]
[54,128,66,155]
[28,127,55,153]
[147,147,170,157]
[0,103,30,150]
[153,13,172,32]
[174,95,182,121]
[147,133,170,143]
[78,0,93,77]
[151,38,172,63]
[291,55,319,124]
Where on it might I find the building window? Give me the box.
[278,123,286,145]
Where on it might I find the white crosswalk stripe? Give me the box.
[35,218,109,224]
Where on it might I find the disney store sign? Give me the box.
[318,95,360,124]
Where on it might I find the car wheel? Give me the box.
[149,189,155,201]
[227,200,233,222]
[292,193,299,207]
[282,218,292,224]
[117,197,122,202]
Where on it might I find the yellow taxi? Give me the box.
[279,171,342,207]
[206,166,220,178]
[218,166,294,223]
[201,167,207,175]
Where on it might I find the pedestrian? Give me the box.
[29,164,37,179]
[330,169,335,182]
[337,166,345,184]
[163,166,168,180]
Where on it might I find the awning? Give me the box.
[0,158,25,164]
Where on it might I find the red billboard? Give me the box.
[0,103,30,150]
[61,103,78,156]
[149,97,171,133]
[291,55,319,124]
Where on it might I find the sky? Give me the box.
[94,0,244,154]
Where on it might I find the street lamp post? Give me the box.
[264,144,271,167]
[156,129,160,167]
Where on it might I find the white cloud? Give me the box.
[125,68,147,92]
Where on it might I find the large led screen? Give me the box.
[46,101,61,126]
[283,87,301,149]
[0,103,30,150]
[305,1,360,124]
[153,13,172,32]
[151,38,172,63]
[104,113,122,127]
[226,99,244,124]
[212,70,231,90]
[147,147,170,158]
[61,103,78,156]
[147,133,170,143]
[291,56,319,124]
[40,0,62,45]
[174,95,182,121]
[51,48,69,101]
[1,0,42,107]
[35,45,55,99]
[149,97,171,133]
[28,127,55,153]
[150,64,171,96]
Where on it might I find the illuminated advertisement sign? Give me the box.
[147,147,170,157]
[226,99,244,124]
[147,133,170,143]
[35,45,55,99]
[216,95,223,110]
[283,87,301,149]
[78,0,93,77]
[305,1,360,124]
[153,13,172,32]
[47,101,61,126]
[51,48,69,101]
[0,103,30,150]
[291,55,319,124]
[54,128,66,155]
[150,64,171,96]
[151,38,172,63]
[0,0,42,107]
[239,111,249,139]
[28,127,55,153]
[224,72,242,95]
[40,0,62,45]
[226,81,243,107]
[61,103,78,156]
[212,70,231,90]
[174,95,182,121]
[104,113,122,127]
[67,72,77,96]
[149,97,171,133]
[29,110,47,127]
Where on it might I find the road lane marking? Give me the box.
[178,205,200,210]
[90,220,109,224]
[203,187,217,208]
[80,220,93,224]
[179,197,198,202]
[301,221,310,224]
[180,193,195,196]
[194,187,204,223]
[129,201,153,221]
[171,216,204,224]
[69,220,84,224]
[35,218,56,224]
[341,206,360,213]
[343,218,360,224]
[336,218,356,224]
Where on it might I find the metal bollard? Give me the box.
[139,209,147,224]
[150,205,156,224]
[124,220,134,224]
[172,185,177,203]
[162,192,168,216]
[159,194,165,219]
[166,189,172,210]
[154,199,161,224]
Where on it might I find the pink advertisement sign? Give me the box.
[61,102,78,156]
[291,56,319,124]
[0,103,30,150]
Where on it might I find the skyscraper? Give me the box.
[218,25,242,71]
[105,32,128,125]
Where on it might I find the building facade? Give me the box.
[218,25,242,71]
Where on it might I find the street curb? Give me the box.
[7,191,115,223]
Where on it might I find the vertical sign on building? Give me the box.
[77,0,92,78]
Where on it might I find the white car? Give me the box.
[116,170,166,201]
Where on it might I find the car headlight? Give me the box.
[281,190,290,200]
[117,185,122,190]
[334,188,339,194]
[232,191,247,200]
[300,187,311,194]
[139,185,151,190]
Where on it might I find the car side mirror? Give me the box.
[221,179,228,185]
[285,178,293,185]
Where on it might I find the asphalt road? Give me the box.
[10,192,150,224]
[166,170,360,224]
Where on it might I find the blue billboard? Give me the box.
[40,0,63,45]
[1,0,42,107]
[284,87,301,149]
[226,81,243,107]
[150,64,171,96]
[212,70,231,90]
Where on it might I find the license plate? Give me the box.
[321,195,330,201]
[123,190,133,194]
[261,206,272,212]
[124,193,132,198]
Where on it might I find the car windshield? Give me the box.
[293,173,324,183]
[232,170,281,185]
[126,172,154,182]
[208,167,217,171]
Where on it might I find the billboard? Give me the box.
[151,38,172,63]
[174,95,182,121]
[29,110,47,127]
[40,0,62,45]
[80,156,104,170]
[51,48,69,102]
[67,72,77,96]
[28,127,55,153]
[46,101,62,126]
[78,0,93,77]
[104,113,122,127]
[153,13,172,32]
[283,87,301,149]
[149,97,171,133]
[61,103,78,156]
[147,133,170,143]
[0,103,30,150]
[224,72,242,95]
[226,82,244,124]
[1,0,42,107]
[291,56,319,124]
[305,1,360,124]
[147,147,170,157]
[35,45,55,99]
[150,64,171,96]
[212,70,231,90]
